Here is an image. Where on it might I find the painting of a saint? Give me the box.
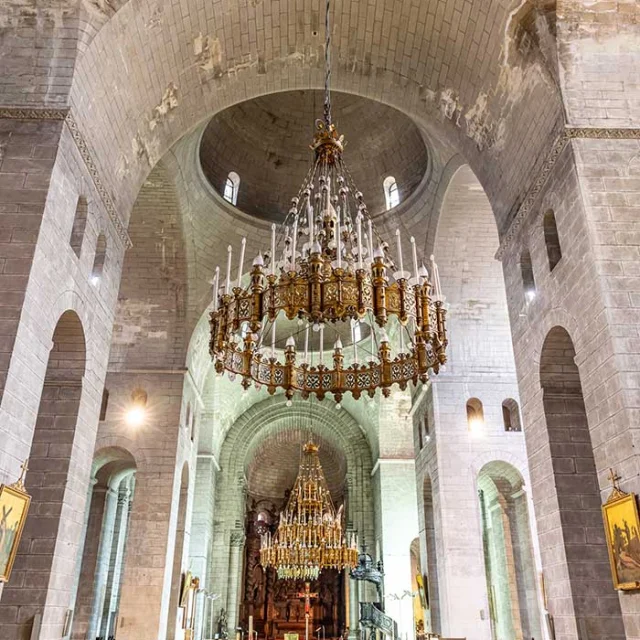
[0,485,30,583]
[603,493,640,590]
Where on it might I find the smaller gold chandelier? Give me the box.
[260,441,358,580]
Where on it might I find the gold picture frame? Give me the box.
[602,473,640,590]
[0,483,31,583]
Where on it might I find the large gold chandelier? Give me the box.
[260,441,358,580]
[208,1,448,403]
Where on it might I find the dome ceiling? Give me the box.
[199,90,429,222]
[246,429,347,502]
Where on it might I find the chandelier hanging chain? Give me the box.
[323,0,332,127]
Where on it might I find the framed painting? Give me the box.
[602,489,640,590]
[0,483,31,583]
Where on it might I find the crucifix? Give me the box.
[297,581,318,640]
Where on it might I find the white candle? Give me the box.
[213,266,220,311]
[304,323,309,363]
[291,219,298,271]
[396,229,404,274]
[410,236,419,281]
[431,254,442,297]
[225,245,232,293]
[271,223,276,276]
[356,214,363,270]
[308,199,314,247]
[319,324,324,364]
[368,218,374,266]
[237,237,246,288]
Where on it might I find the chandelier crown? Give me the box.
[260,440,358,580]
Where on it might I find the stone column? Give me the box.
[102,482,133,637]
[374,461,418,640]
[87,486,119,639]
[227,533,246,630]
[494,496,523,640]
[70,477,101,639]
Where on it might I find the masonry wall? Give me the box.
[415,165,542,639]
[0,119,125,637]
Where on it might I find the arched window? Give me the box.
[99,388,109,421]
[70,196,88,258]
[383,176,400,210]
[502,398,522,432]
[466,398,484,433]
[91,233,107,286]
[520,249,536,302]
[543,209,562,271]
[223,171,240,205]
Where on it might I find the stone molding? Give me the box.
[0,106,132,249]
[64,113,132,248]
[496,126,640,260]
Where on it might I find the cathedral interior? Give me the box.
[0,1,639,640]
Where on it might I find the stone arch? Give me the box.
[65,0,563,237]
[477,460,541,640]
[72,446,137,640]
[209,395,374,628]
[538,326,624,638]
[0,309,88,637]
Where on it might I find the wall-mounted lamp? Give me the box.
[125,388,148,428]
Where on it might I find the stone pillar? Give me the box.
[70,477,101,639]
[87,486,119,639]
[374,461,418,640]
[508,490,542,640]
[0,115,64,409]
[227,533,246,630]
[493,496,523,640]
[348,577,359,640]
[101,482,133,637]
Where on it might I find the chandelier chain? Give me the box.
[323,0,332,127]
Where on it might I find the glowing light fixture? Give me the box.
[125,388,148,428]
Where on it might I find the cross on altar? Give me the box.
[297,582,318,640]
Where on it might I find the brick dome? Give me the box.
[199,90,429,222]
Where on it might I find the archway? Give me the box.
[539,327,624,638]
[477,461,541,640]
[206,396,375,635]
[0,310,87,638]
[71,446,137,640]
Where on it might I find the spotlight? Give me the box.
[525,289,536,302]
[125,388,148,428]
[90,275,101,286]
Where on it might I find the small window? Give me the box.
[223,171,240,205]
[520,249,536,302]
[91,233,107,286]
[418,418,424,450]
[502,398,522,432]
[466,398,484,433]
[70,196,88,258]
[543,210,562,272]
[383,176,400,210]
[185,403,191,431]
[191,414,196,442]
[99,388,109,421]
